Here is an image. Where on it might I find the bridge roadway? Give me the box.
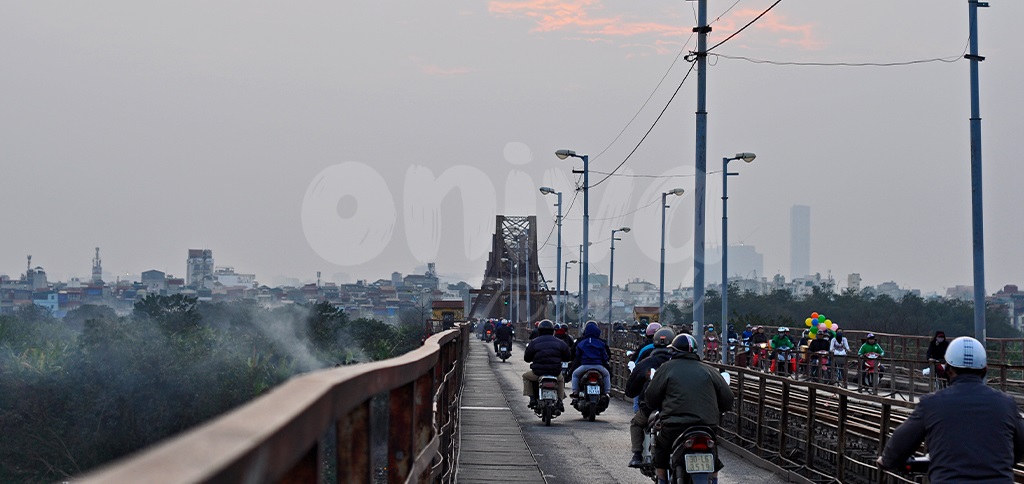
[457,339,789,483]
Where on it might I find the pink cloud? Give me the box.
[488,1,821,54]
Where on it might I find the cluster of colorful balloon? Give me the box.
[804,311,838,337]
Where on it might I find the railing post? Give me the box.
[836,393,847,483]
[755,376,767,455]
[735,369,745,443]
[279,442,321,484]
[389,382,415,483]
[338,400,372,483]
[878,404,892,484]
[779,379,790,458]
[805,390,816,472]
[413,372,434,483]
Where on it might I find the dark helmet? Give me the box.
[670,333,698,353]
[538,319,555,334]
[652,328,676,347]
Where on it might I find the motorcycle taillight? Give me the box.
[588,374,599,383]
[684,436,714,451]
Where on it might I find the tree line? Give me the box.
[0,295,425,482]
[664,284,1018,339]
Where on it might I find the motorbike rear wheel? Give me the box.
[543,406,552,426]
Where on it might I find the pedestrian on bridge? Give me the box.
[878,336,1024,482]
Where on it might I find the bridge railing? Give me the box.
[76,324,471,484]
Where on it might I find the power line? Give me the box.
[706,0,783,53]
[591,32,696,164]
[589,61,698,190]
[564,196,662,222]
[712,50,966,68]
[711,0,744,25]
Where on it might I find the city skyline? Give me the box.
[2,2,1022,297]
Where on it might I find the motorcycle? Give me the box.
[772,347,797,377]
[669,425,719,484]
[928,358,948,390]
[809,350,831,383]
[703,337,720,362]
[497,343,511,362]
[534,375,563,426]
[483,329,494,343]
[726,338,738,365]
[859,352,881,394]
[753,342,770,372]
[572,369,609,421]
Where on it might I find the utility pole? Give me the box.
[691,0,710,354]
[968,0,989,344]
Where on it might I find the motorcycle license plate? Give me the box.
[684,453,715,473]
[586,385,601,395]
[540,389,557,400]
[500,347,508,351]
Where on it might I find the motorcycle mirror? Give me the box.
[626,350,634,357]
[721,372,731,385]
[627,361,636,372]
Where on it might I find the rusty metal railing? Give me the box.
[75,324,471,484]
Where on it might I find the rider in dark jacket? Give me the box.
[570,322,611,399]
[646,334,734,483]
[494,321,515,353]
[624,328,675,467]
[523,320,571,407]
[880,337,1024,482]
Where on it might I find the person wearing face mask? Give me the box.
[926,330,950,385]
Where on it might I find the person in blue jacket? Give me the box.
[569,321,611,399]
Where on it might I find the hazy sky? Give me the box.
[2,1,1022,296]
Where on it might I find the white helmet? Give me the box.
[945,336,987,369]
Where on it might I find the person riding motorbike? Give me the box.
[878,337,1024,481]
[807,330,831,380]
[625,327,675,468]
[829,330,851,382]
[633,322,663,363]
[741,324,753,341]
[494,319,515,354]
[522,320,571,409]
[481,318,496,340]
[645,334,734,484]
[569,321,611,401]
[726,324,738,342]
[554,322,575,348]
[926,330,950,384]
[749,325,770,367]
[858,333,885,357]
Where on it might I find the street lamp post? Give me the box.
[556,149,590,322]
[540,187,563,325]
[608,227,631,324]
[721,152,756,364]
[660,188,686,321]
[564,260,577,325]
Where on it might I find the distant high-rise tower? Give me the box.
[91,247,104,284]
[186,249,214,288]
[790,205,810,280]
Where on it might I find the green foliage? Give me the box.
[703,284,1019,338]
[0,297,424,481]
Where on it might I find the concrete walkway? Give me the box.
[456,341,546,483]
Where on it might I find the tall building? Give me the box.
[790,205,810,280]
[186,249,214,288]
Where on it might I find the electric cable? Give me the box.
[707,0,783,53]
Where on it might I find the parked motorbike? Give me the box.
[534,375,562,426]
[497,343,511,362]
[572,369,609,421]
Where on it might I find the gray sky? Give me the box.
[2,1,1022,296]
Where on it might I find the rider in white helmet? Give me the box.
[879,336,1024,481]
